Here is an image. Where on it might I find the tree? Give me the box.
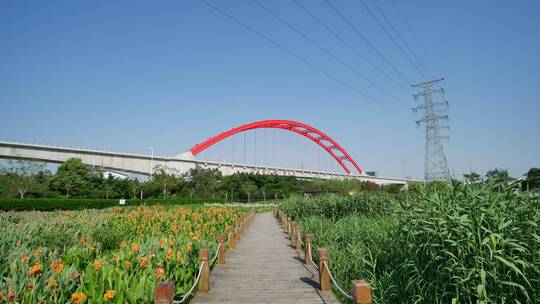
[50,158,92,198]
[525,167,540,191]
[241,180,258,203]
[486,168,512,183]
[221,174,243,202]
[464,172,481,183]
[1,160,46,198]
[185,166,222,198]
[128,178,141,199]
[151,166,184,198]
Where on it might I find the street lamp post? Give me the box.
[149,147,154,177]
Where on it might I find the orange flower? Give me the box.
[50,260,64,274]
[176,252,184,264]
[159,238,167,248]
[7,287,15,299]
[131,242,139,253]
[28,262,43,276]
[138,257,149,268]
[155,264,165,280]
[119,240,126,249]
[166,249,173,260]
[124,260,132,269]
[71,292,87,304]
[94,261,103,271]
[112,255,120,263]
[186,242,192,252]
[0,291,6,301]
[103,290,116,302]
[33,247,41,258]
[21,254,30,265]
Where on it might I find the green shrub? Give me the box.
[91,224,122,251]
[29,230,74,251]
[280,192,397,220]
[0,197,224,211]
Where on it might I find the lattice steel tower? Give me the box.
[412,78,450,182]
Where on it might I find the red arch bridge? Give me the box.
[0,120,415,187]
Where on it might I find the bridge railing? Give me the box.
[274,208,373,304]
[153,208,256,304]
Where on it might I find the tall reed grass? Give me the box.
[281,182,540,303]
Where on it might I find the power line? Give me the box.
[366,0,434,80]
[197,0,408,118]
[390,0,442,77]
[251,0,406,107]
[323,0,412,85]
[292,0,403,88]
[358,0,429,80]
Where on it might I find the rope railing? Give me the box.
[274,208,373,304]
[155,208,256,304]
[308,244,318,271]
[172,261,206,303]
[210,242,223,265]
[323,261,353,300]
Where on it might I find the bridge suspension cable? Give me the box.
[190,120,363,174]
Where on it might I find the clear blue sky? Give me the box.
[1,0,539,179]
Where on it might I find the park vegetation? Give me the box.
[281,182,540,303]
[0,158,405,204]
[0,205,243,303]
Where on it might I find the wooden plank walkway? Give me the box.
[191,212,339,304]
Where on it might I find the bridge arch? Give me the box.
[189,119,364,175]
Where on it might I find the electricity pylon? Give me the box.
[412,78,450,182]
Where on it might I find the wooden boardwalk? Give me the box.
[191,212,339,304]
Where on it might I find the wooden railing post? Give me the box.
[227,226,235,249]
[287,218,292,235]
[304,234,313,265]
[217,235,225,265]
[154,281,174,304]
[291,221,297,244]
[352,280,372,304]
[295,226,302,252]
[235,224,241,241]
[318,248,330,291]
[199,248,210,292]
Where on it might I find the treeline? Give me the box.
[2,159,537,201]
[0,158,401,201]
[463,167,540,192]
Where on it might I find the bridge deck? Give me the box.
[191,212,339,304]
